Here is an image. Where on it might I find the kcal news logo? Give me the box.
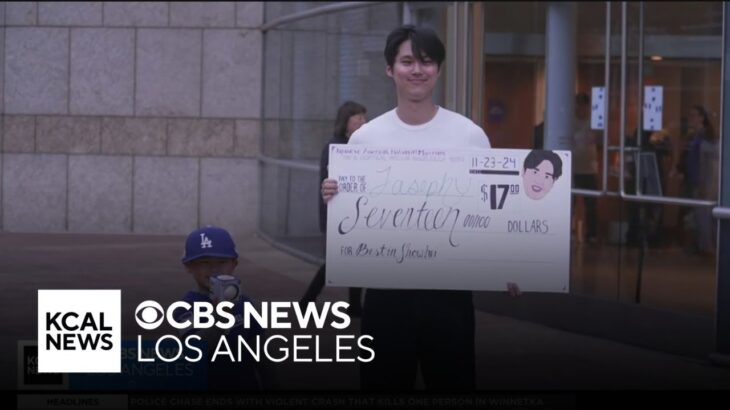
[37,290,121,373]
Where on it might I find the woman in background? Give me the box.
[679,105,719,255]
[300,101,367,316]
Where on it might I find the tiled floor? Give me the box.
[569,242,716,315]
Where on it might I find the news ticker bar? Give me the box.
[15,393,576,410]
[14,392,728,410]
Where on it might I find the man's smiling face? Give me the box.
[387,40,440,104]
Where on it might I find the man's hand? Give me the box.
[506,282,522,298]
[321,178,339,203]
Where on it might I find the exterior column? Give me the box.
[544,2,577,150]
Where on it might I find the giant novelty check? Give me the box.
[326,145,572,292]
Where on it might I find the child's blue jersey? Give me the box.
[174,291,264,390]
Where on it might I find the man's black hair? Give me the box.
[384,24,446,69]
[523,150,563,180]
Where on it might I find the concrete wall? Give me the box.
[1,2,263,236]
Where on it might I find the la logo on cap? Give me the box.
[200,233,213,249]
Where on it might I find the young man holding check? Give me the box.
[321,24,520,390]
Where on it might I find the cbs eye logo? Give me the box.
[135,301,165,330]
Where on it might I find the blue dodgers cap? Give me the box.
[182,226,239,263]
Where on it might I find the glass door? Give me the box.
[610,1,722,314]
[478,1,723,316]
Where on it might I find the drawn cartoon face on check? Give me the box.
[522,150,563,200]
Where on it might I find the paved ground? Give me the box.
[2,232,730,403]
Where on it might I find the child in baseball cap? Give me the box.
[182,225,240,294]
[176,225,271,390]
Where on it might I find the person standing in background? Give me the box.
[301,101,367,316]
[572,92,599,243]
[677,105,719,255]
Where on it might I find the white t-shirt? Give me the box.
[348,106,491,148]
